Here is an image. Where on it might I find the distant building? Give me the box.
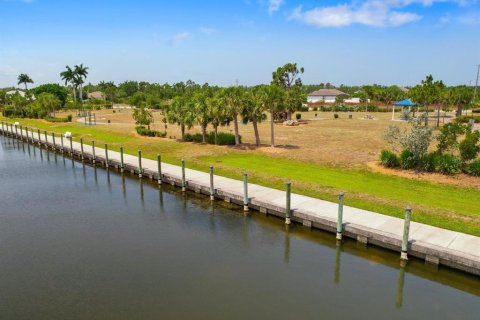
[307,89,348,103]
[6,89,35,100]
[87,91,105,100]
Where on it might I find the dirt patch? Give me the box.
[368,161,480,189]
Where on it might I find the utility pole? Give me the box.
[473,64,480,107]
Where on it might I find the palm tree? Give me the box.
[167,96,195,140]
[261,84,284,148]
[207,95,229,145]
[74,64,89,101]
[243,87,268,146]
[17,74,33,90]
[193,90,211,143]
[218,87,244,146]
[60,66,76,101]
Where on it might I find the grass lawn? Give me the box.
[4,115,480,236]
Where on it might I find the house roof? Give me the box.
[87,91,105,99]
[308,89,347,97]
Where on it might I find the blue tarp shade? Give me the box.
[393,99,417,107]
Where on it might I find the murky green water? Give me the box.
[0,136,479,320]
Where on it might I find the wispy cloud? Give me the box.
[289,0,476,28]
[268,0,284,15]
[199,27,218,35]
[172,32,192,45]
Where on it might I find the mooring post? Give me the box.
[44,130,48,147]
[25,127,29,142]
[104,144,109,168]
[80,138,84,161]
[10,124,14,137]
[243,171,249,212]
[157,154,162,184]
[60,134,64,153]
[52,132,56,150]
[14,124,18,138]
[92,141,96,164]
[1,122,4,135]
[285,180,292,225]
[69,136,73,156]
[37,129,41,145]
[336,192,345,240]
[181,159,186,192]
[19,125,23,140]
[209,166,215,201]
[401,206,412,261]
[138,150,143,178]
[120,147,124,172]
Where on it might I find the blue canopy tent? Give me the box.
[392,99,417,120]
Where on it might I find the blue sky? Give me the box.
[0,0,479,87]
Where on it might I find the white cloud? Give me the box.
[172,32,192,45]
[199,27,218,35]
[290,0,475,27]
[268,0,284,15]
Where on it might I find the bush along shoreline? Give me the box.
[380,117,480,176]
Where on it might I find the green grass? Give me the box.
[4,117,480,236]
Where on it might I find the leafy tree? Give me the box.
[132,106,154,129]
[399,118,433,167]
[98,81,117,102]
[17,73,33,90]
[129,91,147,107]
[32,83,69,105]
[459,131,480,162]
[271,63,304,120]
[437,122,467,153]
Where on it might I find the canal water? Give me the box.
[0,136,478,320]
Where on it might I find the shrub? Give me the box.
[466,160,480,176]
[422,152,440,172]
[183,132,238,145]
[435,153,461,175]
[459,132,480,162]
[334,114,339,119]
[379,150,400,168]
[44,116,72,123]
[472,109,480,114]
[455,115,480,124]
[400,150,417,169]
[296,113,302,120]
[135,126,166,137]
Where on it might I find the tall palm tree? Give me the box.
[262,84,284,148]
[60,66,76,101]
[74,64,89,101]
[17,74,33,91]
[218,87,244,146]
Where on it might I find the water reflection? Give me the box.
[396,263,406,308]
[334,242,341,285]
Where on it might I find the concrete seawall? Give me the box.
[2,123,479,276]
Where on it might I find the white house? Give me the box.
[5,89,35,100]
[307,89,348,103]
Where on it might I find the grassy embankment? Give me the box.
[4,117,480,236]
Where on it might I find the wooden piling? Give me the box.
[181,159,186,192]
[120,147,124,172]
[243,172,249,212]
[209,166,215,201]
[80,138,84,160]
[157,154,162,184]
[401,206,412,261]
[138,150,143,178]
[105,144,109,168]
[92,141,96,164]
[285,180,292,225]
[336,192,345,240]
